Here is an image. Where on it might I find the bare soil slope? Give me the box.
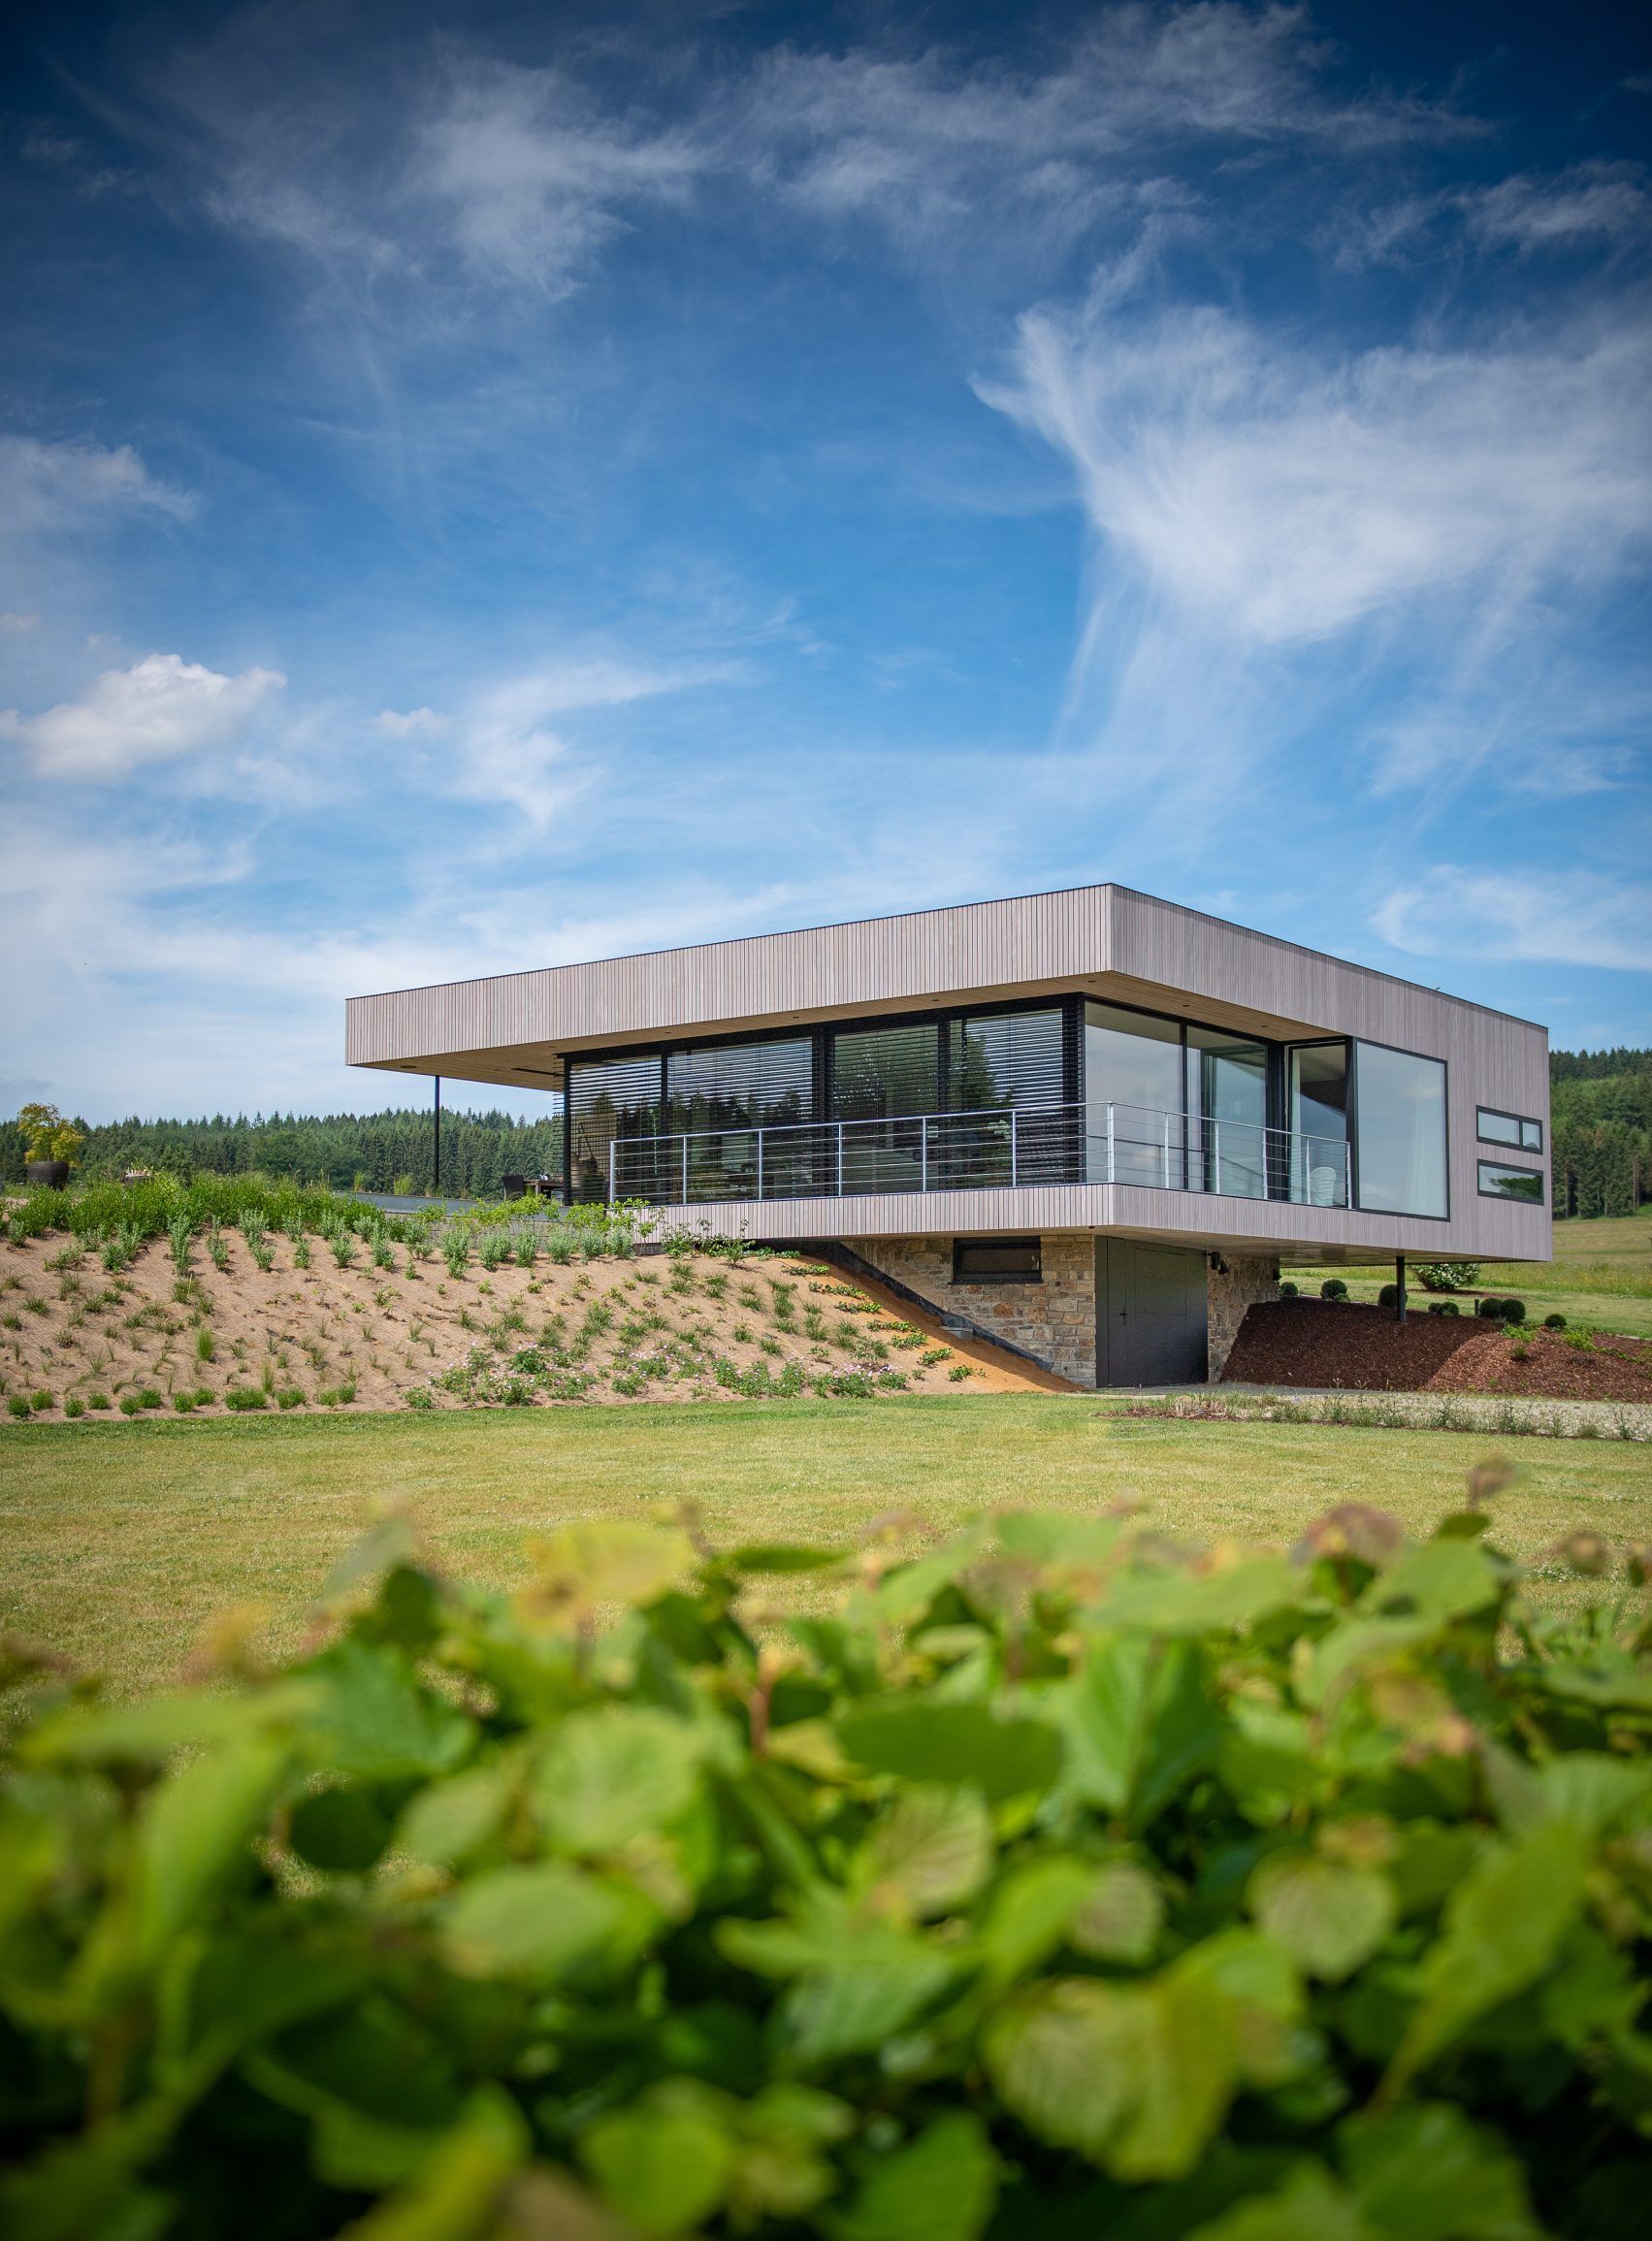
[0,1236,1057,1424]
[1224,1298,1652,1402]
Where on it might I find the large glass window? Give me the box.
[1085,1002,1184,1186]
[1186,1025,1268,1198]
[1354,1043,1448,1218]
[1289,1043,1349,1206]
[1478,1159,1543,1205]
[947,1009,1065,1111]
[568,1056,662,1203]
[664,1037,815,1201]
[831,1023,939,1120]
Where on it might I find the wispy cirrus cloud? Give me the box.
[1374,868,1652,974]
[0,436,192,542]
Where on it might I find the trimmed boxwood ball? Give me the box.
[1476,1295,1505,1319]
[1499,1299,1526,1325]
[1544,1312,1567,1330]
[1319,1277,1348,1301]
[1429,1300,1462,1315]
[1279,1280,1298,1299]
[1377,1283,1400,1309]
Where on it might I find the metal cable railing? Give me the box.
[605,1099,1351,1210]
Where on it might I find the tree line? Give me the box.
[1549,1047,1651,1219]
[0,1106,565,1200]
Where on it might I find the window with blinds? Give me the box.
[831,1023,940,1121]
[567,1056,662,1202]
[665,1038,815,1135]
[947,1008,1064,1112]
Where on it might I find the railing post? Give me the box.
[607,1138,616,1204]
[681,1135,690,1205]
[1163,1111,1172,1188]
[836,1121,844,1197]
[756,1127,764,1201]
[1010,1107,1019,1187]
[1107,1102,1116,1184]
[1344,1142,1351,1209]
[921,1115,928,1193]
[1212,1119,1220,1197]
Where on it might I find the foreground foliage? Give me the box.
[1,1491,1649,2240]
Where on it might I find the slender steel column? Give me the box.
[433,1075,441,1196]
[1395,1252,1407,1323]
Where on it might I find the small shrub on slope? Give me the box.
[0,1500,1649,2239]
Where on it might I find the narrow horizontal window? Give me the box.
[953,1237,1042,1283]
[1477,1106,1542,1153]
[1477,1160,1543,1205]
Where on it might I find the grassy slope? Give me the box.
[4,1396,1647,1694]
[1286,1204,1652,1336]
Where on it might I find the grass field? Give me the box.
[1285,1204,1652,1337]
[3,1394,1648,1694]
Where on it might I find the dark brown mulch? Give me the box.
[1222,1299,1652,1402]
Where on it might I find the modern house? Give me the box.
[345,886,1550,1387]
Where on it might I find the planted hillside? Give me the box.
[1,1495,1649,2239]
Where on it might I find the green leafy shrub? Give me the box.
[1476,1297,1526,1325]
[223,1385,268,1412]
[1500,1298,1526,1325]
[63,1394,83,1419]
[1544,1313,1568,1331]
[85,1390,110,1410]
[5,1394,28,1420]
[1377,1283,1400,1309]
[0,1502,1648,2238]
[1279,1280,1298,1299]
[1413,1261,1480,1292]
[1429,1300,1462,1316]
[1319,1277,1348,1301]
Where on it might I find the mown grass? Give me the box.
[3,1395,1648,1695]
[1285,1205,1652,1336]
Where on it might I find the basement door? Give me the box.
[1095,1239,1209,1387]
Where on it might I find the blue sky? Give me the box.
[2,0,1648,1122]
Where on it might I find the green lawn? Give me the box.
[4,1394,1648,1694]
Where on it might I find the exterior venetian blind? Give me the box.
[567,1056,662,1202]
[948,1008,1064,1111]
[665,1038,815,1135]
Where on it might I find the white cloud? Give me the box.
[0,652,285,780]
[0,437,193,539]
[982,295,1652,643]
[0,612,38,633]
[1374,869,1652,974]
[1466,162,1649,252]
[412,60,704,290]
[373,706,449,737]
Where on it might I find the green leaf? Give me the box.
[1068,1859,1164,1965]
[836,1701,1062,1803]
[1092,1555,1302,1637]
[830,2113,998,2241]
[976,1857,1095,1982]
[1060,1634,1222,1829]
[302,1639,473,1782]
[1484,1747,1652,1839]
[582,2100,733,2236]
[1184,2162,1367,2241]
[288,1785,394,1873]
[858,1784,993,1916]
[127,1733,290,1975]
[1387,1820,1591,2090]
[983,1978,1138,2160]
[327,2089,528,2241]
[533,1707,701,1855]
[1362,1540,1499,1625]
[1249,1854,1396,1981]
[719,1893,961,2062]
[993,1510,1125,1570]
[527,1521,697,1614]
[440,1862,655,1984]
[396,1762,515,1868]
[1340,2103,1541,2240]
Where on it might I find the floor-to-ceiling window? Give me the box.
[665,1036,815,1199]
[1288,1043,1349,1206]
[1185,1025,1269,1198]
[1084,1002,1185,1185]
[567,1056,663,1202]
[1353,1043,1448,1218]
[943,1006,1069,1185]
[829,1022,939,1193]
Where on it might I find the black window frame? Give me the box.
[952,1236,1042,1283]
[1476,1158,1544,1206]
[1477,1105,1543,1153]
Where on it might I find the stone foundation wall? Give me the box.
[1208,1252,1280,1380]
[848,1234,1099,1387]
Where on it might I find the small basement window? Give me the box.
[1477,1106,1543,1153]
[953,1237,1042,1283]
[1477,1160,1544,1205]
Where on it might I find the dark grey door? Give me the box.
[1096,1240,1209,1386]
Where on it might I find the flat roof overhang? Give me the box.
[347,884,1544,1094]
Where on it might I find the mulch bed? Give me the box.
[1222,1299,1652,1402]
